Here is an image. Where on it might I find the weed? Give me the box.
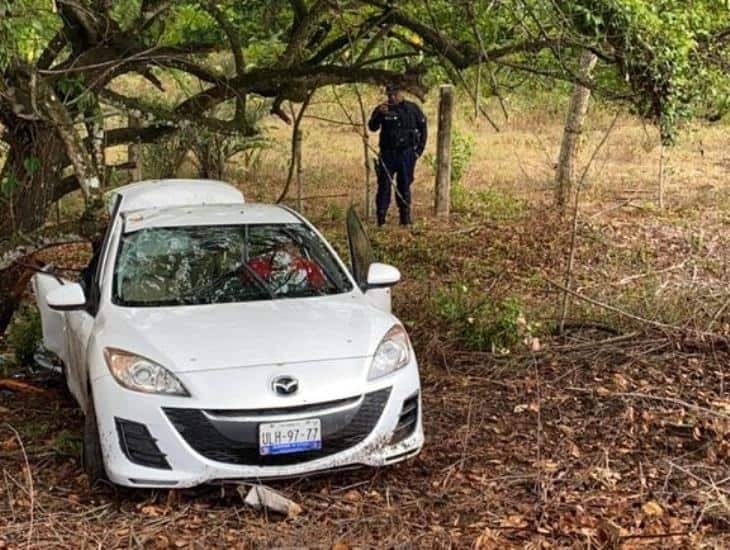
[6,305,42,366]
[425,128,475,186]
[22,420,49,440]
[319,202,346,223]
[53,430,83,457]
[452,185,525,220]
[432,284,529,353]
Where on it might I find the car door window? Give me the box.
[346,207,374,289]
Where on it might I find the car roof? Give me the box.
[122,203,301,233]
[109,179,245,214]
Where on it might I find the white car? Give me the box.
[33,179,423,488]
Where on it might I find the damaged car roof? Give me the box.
[122,203,300,233]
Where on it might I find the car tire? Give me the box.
[82,396,107,487]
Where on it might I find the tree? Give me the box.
[0,0,727,332]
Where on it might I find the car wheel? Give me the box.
[82,397,107,487]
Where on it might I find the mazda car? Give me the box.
[33,179,423,488]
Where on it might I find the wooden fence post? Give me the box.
[128,113,143,181]
[435,84,454,216]
[294,129,303,212]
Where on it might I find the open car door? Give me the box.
[346,207,392,312]
[32,270,71,365]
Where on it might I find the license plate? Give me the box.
[259,418,321,456]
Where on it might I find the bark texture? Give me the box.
[0,118,69,237]
[555,50,598,209]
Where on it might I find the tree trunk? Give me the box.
[555,50,598,209]
[435,84,454,217]
[0,118,68,239]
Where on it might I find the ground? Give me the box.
[1,93,729,548]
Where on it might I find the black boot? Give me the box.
[377,210,387,227]
[399,207,412,226]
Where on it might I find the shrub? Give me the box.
[432,285,527,353]
[425,128,475,187]
[6,305,42,366]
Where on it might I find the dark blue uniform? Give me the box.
[368,100,427,225]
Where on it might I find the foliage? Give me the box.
[6,304,41,365]
[432,284,527,353]
[451,129,475,187]
[426,128,474,203]
[0,0,727,244]
[452,185,525,220]
[0,0,58,69]
[564,0,730,141]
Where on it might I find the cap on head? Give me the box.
[385,83,401,94]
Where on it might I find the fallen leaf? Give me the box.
[343,489,361,503]
[642,500,664,517]
[569,441,581,458]
[141,504,163,517]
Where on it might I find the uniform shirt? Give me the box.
[368,100,427,156]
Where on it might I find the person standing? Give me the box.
[368,84,427,226]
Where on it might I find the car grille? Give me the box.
[205,395,361,418]
[115,418,171,469]
[163,388,391,466]
[390,392,419,445]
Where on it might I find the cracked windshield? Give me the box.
[113,224,352,306]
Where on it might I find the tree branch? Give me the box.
[280,0,330,67]
[202,1,247,128]
[175,64,427,116]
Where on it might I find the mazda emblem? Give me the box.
[272,376,298,396]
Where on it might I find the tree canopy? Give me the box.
[0,0,727,241]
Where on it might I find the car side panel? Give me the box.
[66,311,95,413]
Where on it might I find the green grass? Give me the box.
[53,430,83,457]
[430,284,530,353]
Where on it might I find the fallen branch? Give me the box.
[612,261,687,286]
[664,460,730,497]
[547,278,730,348]
[0,379,49,395]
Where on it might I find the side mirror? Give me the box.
[47,283,87,311]
[366,263,401,289]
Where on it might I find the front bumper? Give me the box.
[92,361,423,488]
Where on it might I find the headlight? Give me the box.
[367,325,412,380]
[103,348,189,396]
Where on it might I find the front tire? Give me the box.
[82,397,107,487]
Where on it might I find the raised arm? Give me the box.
[368,106,383,132]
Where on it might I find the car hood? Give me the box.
[102,294,395,372]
